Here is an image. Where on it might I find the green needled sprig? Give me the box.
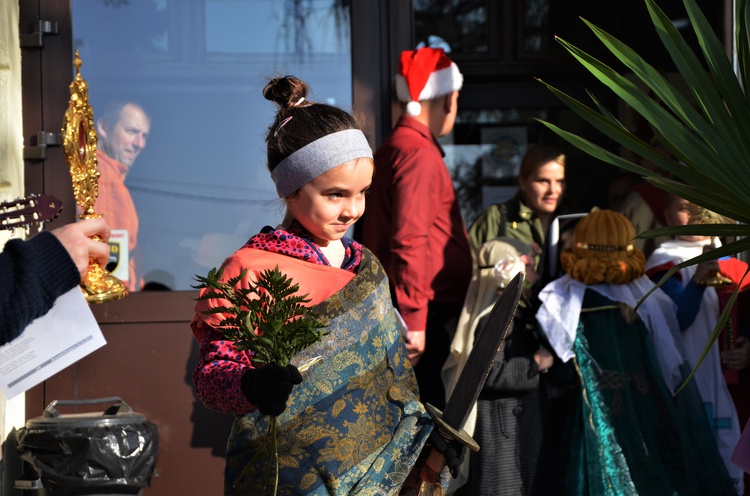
[193,265,327,495]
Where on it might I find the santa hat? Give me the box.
[395,47,463,116]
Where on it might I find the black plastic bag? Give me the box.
[16,397,158,495]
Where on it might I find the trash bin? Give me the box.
[15,397,159,495]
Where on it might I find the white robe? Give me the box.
[536,274,686,393]
[647,239,743,493]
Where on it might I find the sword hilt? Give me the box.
[424,403,479,452]
[416,403,480,489]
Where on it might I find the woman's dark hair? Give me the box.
[263,76,361,172]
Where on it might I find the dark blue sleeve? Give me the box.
[0,231,80,345]
[650,271,705,330]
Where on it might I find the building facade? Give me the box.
[2,1,730,494]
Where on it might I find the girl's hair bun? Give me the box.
[263,76,310,109]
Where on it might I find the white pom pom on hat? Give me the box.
[406,101,422,116]
[395,47,463,116]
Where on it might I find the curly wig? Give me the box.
[560,208,645,285]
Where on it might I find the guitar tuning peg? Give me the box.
[25,226,31,236]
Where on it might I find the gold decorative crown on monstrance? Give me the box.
[62,51,128,303]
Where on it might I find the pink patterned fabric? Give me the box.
[245,220,361,272]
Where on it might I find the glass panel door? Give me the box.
[413,0,502,60]
[71,0,352,292]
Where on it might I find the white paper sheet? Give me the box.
[0,288,107,399]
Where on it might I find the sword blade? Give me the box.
[442,272,523,430]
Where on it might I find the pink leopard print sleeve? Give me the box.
[192,321,258,414]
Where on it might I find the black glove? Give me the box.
[241,364,303,416]
[428,429,466,479]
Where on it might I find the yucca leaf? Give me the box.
[554,36,734,183]
[681,237,750,263]
[586,89,623,125]
[534,118,740,224]
[673,263,749,397]
[536,81,663,175]
[739,0,750,96]
[644,0,750,178]
[540,81,736,209]
[645,176,750,224]
[583,16,724,146]
[643,1,735,132]
[544,69,726,204]
[557,33,749,201]
[540,5,750,232]
[683,0,750,138]
[536,79,734,195]
[637,223,750,239]
[657,238,750,283]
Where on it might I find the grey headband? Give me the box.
[271,129,373,198]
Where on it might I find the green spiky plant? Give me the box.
[536,0,750,392]
[193,265,327,495]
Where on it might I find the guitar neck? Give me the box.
[0,194,63,232]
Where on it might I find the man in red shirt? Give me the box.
[361,47,472,409]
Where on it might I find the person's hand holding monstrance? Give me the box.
[62,51,128,303]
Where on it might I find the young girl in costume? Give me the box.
[536,208,736,496]
[442,237,556,495]
[646,194,743,493]
[190,76,453,495]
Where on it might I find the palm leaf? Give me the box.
[673,286,738,395]
[637,223,750,239]
[740,0,750,96]
[552,36,728,178]
[643,1,750,184]
[682,0,750,139]
[536,117,750,223]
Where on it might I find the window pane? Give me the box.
[72,0,352,292]
[205,0,348,55]
[413,0,493,55]
[519,0,551,56]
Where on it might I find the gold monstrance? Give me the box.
[62,51,128,303]
[689,203,733,287]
